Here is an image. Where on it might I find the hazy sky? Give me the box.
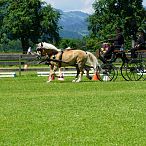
[143,0,146,6]
[45,0,94,14]
[44,0,146,14]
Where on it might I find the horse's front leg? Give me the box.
[47,65,54,82]
[47,65,58,82]
[58,68,62,77]
[57,67,64,81]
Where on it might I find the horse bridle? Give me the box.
[36,42,45,57]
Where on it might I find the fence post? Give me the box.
[19,55,21,76]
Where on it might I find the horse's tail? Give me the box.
[86,51,101,72]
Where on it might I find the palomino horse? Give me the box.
[36,42,101,82]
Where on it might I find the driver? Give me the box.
[103,27,124,60]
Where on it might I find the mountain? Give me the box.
[58,10,89,39]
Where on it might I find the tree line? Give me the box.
[88,0,146,49]
[0,0,60,53]
[0,0,145,53]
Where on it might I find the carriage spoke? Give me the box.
[126,61,143,81]
[99,64,117,81]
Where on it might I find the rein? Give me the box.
[38,55,68,65]
[37,44,67,65]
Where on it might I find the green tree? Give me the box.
[1,0,42,53]
[0,0,61,53]
[58,38,84,49]
[40,4,61,44]
[88,0,146,44]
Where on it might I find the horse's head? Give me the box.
[36,42,47,57]
[36,42,61,60]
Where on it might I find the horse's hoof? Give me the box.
[58,77,64,81]
[46,80,51,83]
[88,76,92,80]
[72,78,78,82]
[76,80,81,82]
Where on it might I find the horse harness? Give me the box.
[55,51,64,67]
[52,50,88,67]
[48,50,64,67]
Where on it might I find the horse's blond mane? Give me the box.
[39,42,61,52]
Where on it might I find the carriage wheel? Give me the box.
[99,63,118,81]
[125,61,144,81]
[121,63,130,81]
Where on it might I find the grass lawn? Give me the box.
[0,74,146,145]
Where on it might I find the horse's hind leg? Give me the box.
[72,66,80,82]
[84,65,92,80]
[76,63,84,82]
[76,70,84,82]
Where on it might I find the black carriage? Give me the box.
[97,42,145,81]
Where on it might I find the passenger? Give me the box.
[100,43,110,55]
[131,29,146,58]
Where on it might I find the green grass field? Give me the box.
[0,74,146,145]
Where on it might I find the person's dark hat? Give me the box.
[138,28,144,33]
[116,27,123,32]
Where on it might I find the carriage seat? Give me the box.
[135,49,146,53]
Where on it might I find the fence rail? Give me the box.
[1,52,146,77]
[0,54,39,76]
[0,54,79,77]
